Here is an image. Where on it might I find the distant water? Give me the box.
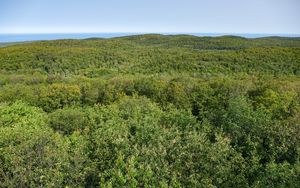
[0,33,136,43]
[0,33,300,43]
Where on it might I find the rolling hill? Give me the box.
[0,35,299,187]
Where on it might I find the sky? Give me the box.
[0,0,299,34]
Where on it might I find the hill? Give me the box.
[0,35,300,76]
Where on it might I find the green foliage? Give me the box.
[0,35,299,187]
[0,102,65,187]
[48,107,89,135]
[0,102,93,187]
[37,83,81,112]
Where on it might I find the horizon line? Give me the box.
[0,32,300,35]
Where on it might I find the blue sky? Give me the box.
[0,0,299,34]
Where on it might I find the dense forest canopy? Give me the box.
[0,34,299,187]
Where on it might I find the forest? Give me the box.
[0,34,299,187]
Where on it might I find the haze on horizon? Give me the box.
[0,0,299,34]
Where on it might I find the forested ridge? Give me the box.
[0,34,299,187]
